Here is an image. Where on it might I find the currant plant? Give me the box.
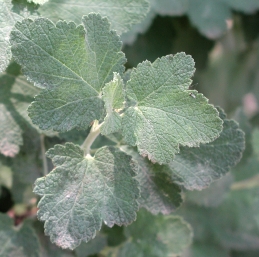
[0,0,250,256]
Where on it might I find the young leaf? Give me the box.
[0,0,38,72]
[119,209,193,257]
[11,14,126,132]
[38,0,150,34]
[122,146,182,215]
[101,73,124,135]
[170,108,245,190]
[0,63,40,157]
[34,144,139,249]
[122,53,223,164]
[0,214,40,257]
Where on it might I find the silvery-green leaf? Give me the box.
[34,144,139,249]
[122,53,223,164]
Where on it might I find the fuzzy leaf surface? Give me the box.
[0,0,37,72]
[101,73,124,135]
[170,108,245,190]
[38,0,149,34]
[122,146,182,215]
[34,144,139,250]
[11,14,126,132]
[119,209,192,257]
[122,53,223,164]
[0,214,40,257]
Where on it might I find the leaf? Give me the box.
[185,173,234,207]
[122,53,223,164]
[222,0,259,13]
[150,0,188,16]
[101,73,124,135]
[33,221,75,257]
[187,0,231,39]
[170,108,245,190]
[0,63,40,157]
[0,0,38,72]
[34,144,139,250]
[0,214,40,257]
[37,0,150,34]
[119,209,193,257]
[122,146,182,215]
[183,242,230,257]
[27,0,49,5]
[10,14,126,132]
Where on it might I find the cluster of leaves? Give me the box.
[1,0,259,256]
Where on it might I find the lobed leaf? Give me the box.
[101,73,124,135]
[119,209,193,257]
[34,143,139,249]
[0,0,38,72]
[0,214,40,257]
[122,53,223,164]
[11,14,126,132]
[122,146,182,215]
[170,108,245,190]
[38,0,150,34]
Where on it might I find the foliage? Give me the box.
[1,0,259,256]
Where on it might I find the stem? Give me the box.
[40,134,48,176]
[231,174,259,190]
[81,120,101,156]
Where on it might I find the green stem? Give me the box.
[40,134,48,176]
[81,120,101,156]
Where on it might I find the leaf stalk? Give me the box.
[82,120,102,156]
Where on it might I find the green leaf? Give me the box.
[185,173,233,207]
[119,209,193,257]
[222,0,259,13]
[0,214,40,257]
[170,108,245,190]
[38,0,150,34]
[0,0,38,72]
[122,146,182,215]
[33,221,75,257]
[0,63,40,157]
[27,0,49,4]
[183,242,230,257]
[101,73,124,135]
[150,0,188,16]
[11,14,126,132]
[34,144,139,250]
[187,0,231,39]
[122,53,223,164]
